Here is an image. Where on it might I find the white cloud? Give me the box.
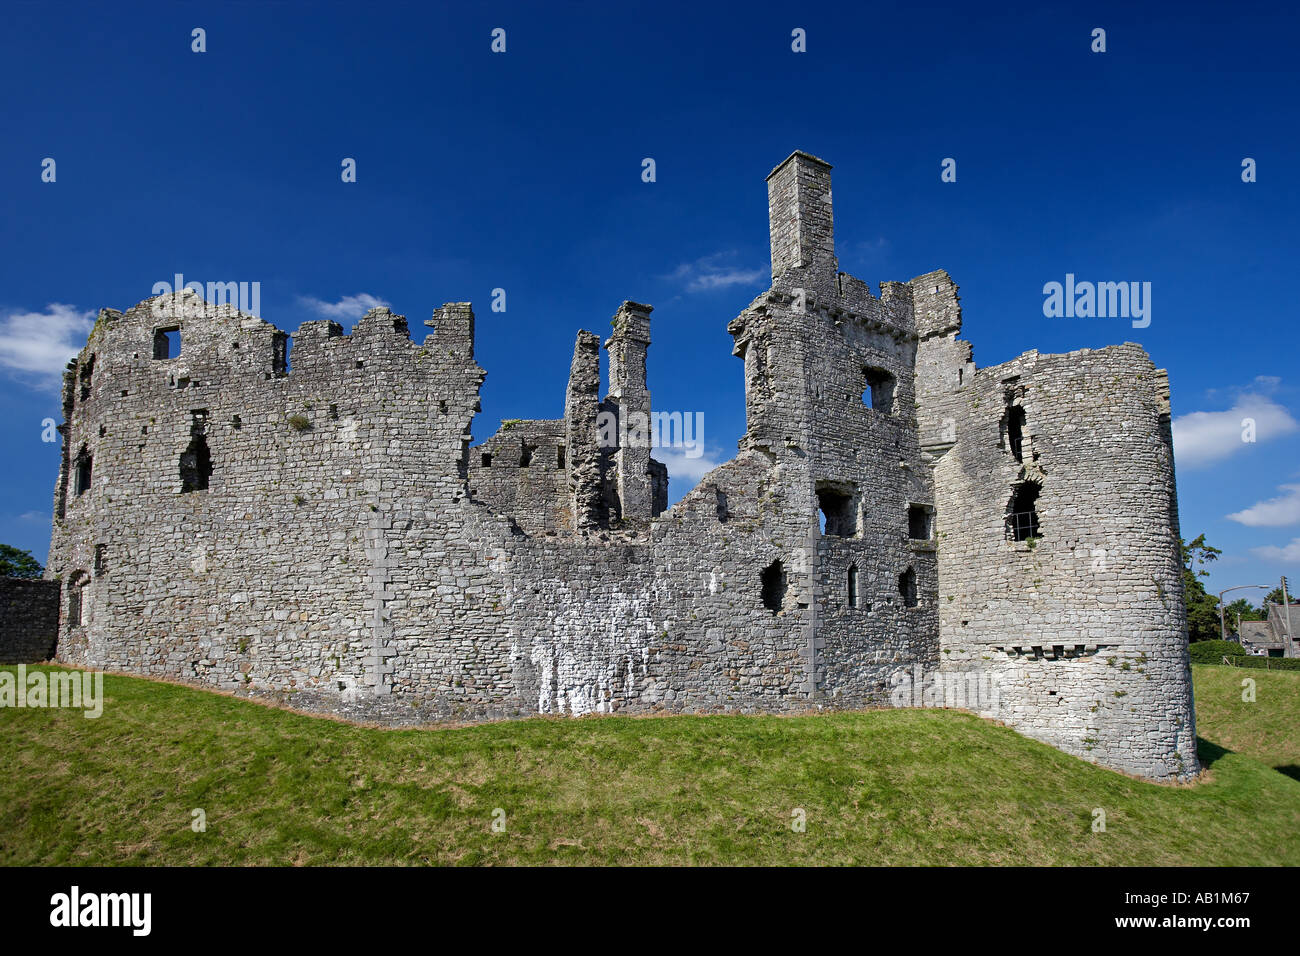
[655,447,724,490]
[1204,374,1281,402]
[664,253,765,293]
[297,293,391,320]
[687,269,766,292]
[0,303,95,387]
[1251,537,1300,563]
[1227,484,1300,526]
[18,511,48,523]
[1171,393,1298,468]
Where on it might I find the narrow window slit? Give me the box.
[180,411,213,492]
[761,560,786,613]
[73,447,93,496]
[898,567,918,608]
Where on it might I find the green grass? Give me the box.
[1191,662,1300,778]
[1,663,1297,865]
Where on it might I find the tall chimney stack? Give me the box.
[766,150,837,281]
[604,301,654,523]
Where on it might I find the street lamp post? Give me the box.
[1282,576,1295,658]
[1218,585,1271,643]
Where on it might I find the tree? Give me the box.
[0,544,43,579]
[1181,534,1224,643]
[1224,597,1267,633]
[1262,586,1300,607]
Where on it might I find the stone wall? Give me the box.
[916,325,1196,779]
[48,296,495,705]
[725,276,938,705]
[41,149,1198,780]
[468,418,570,536]
[0,577,60,664]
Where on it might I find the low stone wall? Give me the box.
[0,577,60,664]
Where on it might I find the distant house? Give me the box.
[1238,604,1299,658]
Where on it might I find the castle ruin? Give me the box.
[42,151,1198,780]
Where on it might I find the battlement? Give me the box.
[76,292,476,379]
[51,291,487,536]
[732,284,916,344]
[55,292,488,473]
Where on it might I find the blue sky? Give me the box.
[1,1,1297,603]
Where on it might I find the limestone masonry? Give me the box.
[0,578,59,664]
[40,151,1198,780]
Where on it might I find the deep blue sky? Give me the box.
[1,1,1297,604]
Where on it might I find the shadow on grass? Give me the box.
[1196,737,1232,770]
[1197,738,1300,782]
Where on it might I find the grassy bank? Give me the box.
[1,664,1296,865]
[1191,662,1300,778]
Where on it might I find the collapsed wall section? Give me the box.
[503,450,817,715]
[471,304,668,539]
